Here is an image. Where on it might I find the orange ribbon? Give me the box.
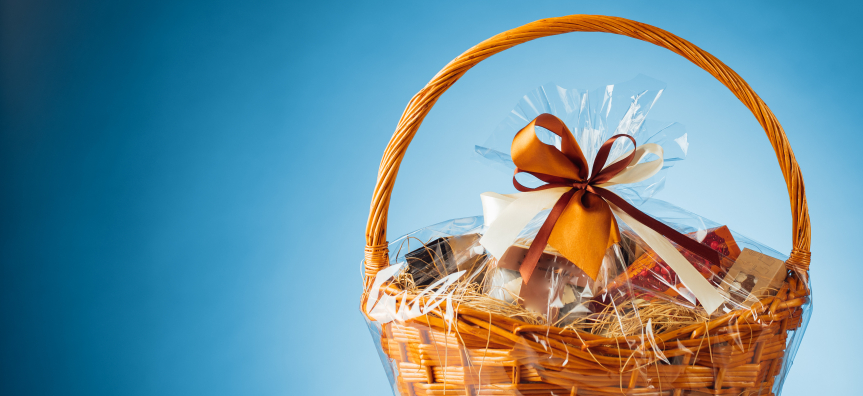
[512,114,720,282]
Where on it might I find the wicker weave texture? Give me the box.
[376,279,807,395]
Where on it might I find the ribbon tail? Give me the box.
[519,188,577,283]
[479,187,569,260]
[597,143,665,187]
[605,200,725,315]
[595,188,721,267]
[480,192,517,227]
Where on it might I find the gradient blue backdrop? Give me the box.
[1,1,859,395]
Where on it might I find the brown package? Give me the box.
[720,248,787,308]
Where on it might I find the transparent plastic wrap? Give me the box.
[475,75,688,205]
[365,215,811,396]
[362,78,811,396]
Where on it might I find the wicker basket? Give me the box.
[363,15,811,396]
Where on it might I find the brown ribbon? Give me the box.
[512,113,720,283]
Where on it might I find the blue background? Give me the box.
[1,1,859,395]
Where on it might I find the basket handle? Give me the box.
[363,15,811,281]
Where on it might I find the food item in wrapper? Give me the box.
[698,225,742,260]
[403,233,487,287]
[606,225,739,306]
[482,238,631,325]
[720,248,787,307]
[483,245,595,323]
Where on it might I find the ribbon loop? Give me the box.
[590,134,636,184]
[480,113,726,315]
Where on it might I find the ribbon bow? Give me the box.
[479,114,725,314]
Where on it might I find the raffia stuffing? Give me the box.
[396,257,782,336]
[395,271,548,326]
[562,298,708,337]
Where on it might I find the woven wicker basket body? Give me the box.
[363,15,811,396]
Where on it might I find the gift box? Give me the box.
[605,225,740,306]
[720,248,788,307]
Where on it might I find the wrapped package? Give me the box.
[366,211,810,396]
[403,233,487,288]
[483,244,617,325]
[604,225,740,307]
[361,17,812,396]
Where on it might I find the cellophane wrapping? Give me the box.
[363,77,811,396]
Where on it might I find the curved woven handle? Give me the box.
[364,15,811,281]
